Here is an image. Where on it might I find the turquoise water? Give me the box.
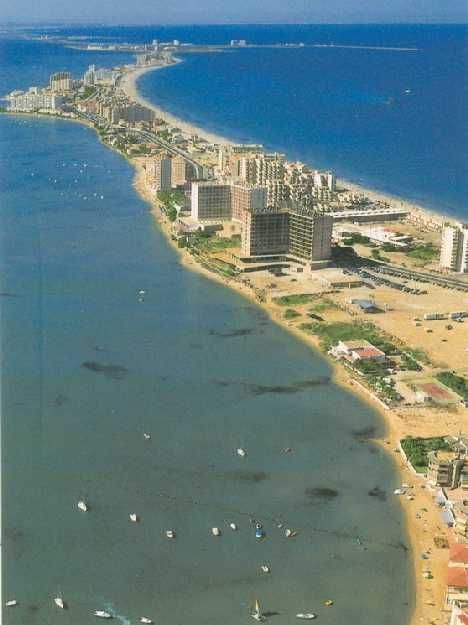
[1,114,412,623]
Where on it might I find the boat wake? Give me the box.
[103,603,131,625]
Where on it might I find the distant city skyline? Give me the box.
[1,0,467,25]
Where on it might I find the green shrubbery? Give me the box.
[407,244,439,263]
[436,372,468,401]
[299,320,396,354]
[401,436,451,472]
[284,308,301,320]
[273,294,315,306]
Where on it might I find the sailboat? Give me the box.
[251,599,265,622]
[54,597,66,609]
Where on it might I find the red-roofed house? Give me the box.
[447,568,468,608]
[450,544,468,566]
[330,340,386,364]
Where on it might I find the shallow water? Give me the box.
[1,115,412,624]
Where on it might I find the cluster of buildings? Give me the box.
[6,86,65,112]
[440,222,468,273]
[141,146,336,268]
[145,153,195,190]
[446,544,468,624]
[83,64,122,87]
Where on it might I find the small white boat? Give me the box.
[77,500,88,512]
[260,565,270,573]
[143,432,151,440]
[212,527,221,536]
[140,618,153,624]
[229,522,238,530]
[129,513,139,522]
[393,488,405,495]
[94,610,112,619]
[237,448,246,457]
[285,528,298,538]
[166,529,175,539]
[54,597,65,609]
[138,289,146,295]
[251,599,265,622]
[5,600,18,607]
[296,614,316,620]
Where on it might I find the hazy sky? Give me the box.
[1,0,467,25]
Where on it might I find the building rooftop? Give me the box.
[448,567,468,588]
[353,346,386,359]
[450,544,468,565]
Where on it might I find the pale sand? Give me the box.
[11,105,450,624]
[132,159,454,625]
[119,63,234,146]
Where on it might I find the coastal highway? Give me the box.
[126,127,208,179]
[76,111,207,179]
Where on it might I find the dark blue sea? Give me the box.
[1,23,460,625]
[3,23,465,216]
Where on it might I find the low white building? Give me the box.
[330,340,386,363]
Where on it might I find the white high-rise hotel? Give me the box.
[440,222,468,273]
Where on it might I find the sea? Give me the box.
[2,23,463,625]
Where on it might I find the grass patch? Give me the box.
[436,372,468,401]
[407,244,439,263]
[401,436,451,473]
[284,308,301,320]
[404,347,432,366]
[400,353,422,371]
[298,320,396,353]
[309,297,339,313]
[273,294,315,307]
[371,249,390,263]
[191,233,240,254]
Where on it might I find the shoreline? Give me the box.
[120,59,456,227]
[131,160,445,625]
[4,78,451,624]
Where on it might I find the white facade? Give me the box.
[440,223,468,273]
[7,88,64,112]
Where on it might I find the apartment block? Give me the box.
[7,88,64,112]
[239,152,285,187]
[314,170,336,192]
[171,155,196,187]
[218,144,263,176]
[241,209,289,257]
[49,72,72,92]
[146,155,172,191]
[289,208,333,262]
[191,182,232,221]
[231,184,268,221]
[440,223,468,273]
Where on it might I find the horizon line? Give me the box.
[2,20,468,27]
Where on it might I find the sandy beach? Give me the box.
[24,58,455,623]
[119,62,234,146]
[120,59,454,230]
[132,156,454,625]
